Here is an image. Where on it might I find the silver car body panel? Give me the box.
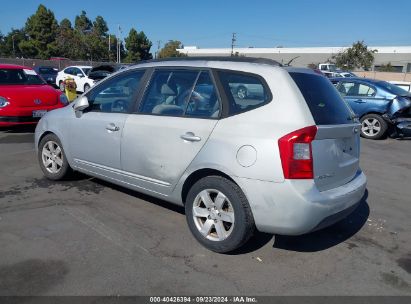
[35,59,367,235]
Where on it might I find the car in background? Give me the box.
[56,65,94,93]
[389,81,411,93]
[35,57,367,253]
[34,66,58,86]
[335,71,357,78]
[331,77,411,139]
[0,64,68,127]
[87,64,129,83]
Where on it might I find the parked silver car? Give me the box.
[35,57,367,253]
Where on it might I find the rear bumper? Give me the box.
[235,171,367,235]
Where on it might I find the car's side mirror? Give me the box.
[77,73,84,78]
[74,96,89,112]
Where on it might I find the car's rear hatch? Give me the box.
[290,71,360,191]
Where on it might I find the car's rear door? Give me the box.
[69,70,147,180]
[120,68,221,195]
[290,72,361,191]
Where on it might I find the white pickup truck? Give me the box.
[318,63,339,78]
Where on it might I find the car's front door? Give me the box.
[69,69,146,181]
[121,69,221,195]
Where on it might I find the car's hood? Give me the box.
[0,85,60,107]
[389,96,411,116]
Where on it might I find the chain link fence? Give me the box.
[0,57,110,71]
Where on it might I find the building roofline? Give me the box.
[177,46,411,54]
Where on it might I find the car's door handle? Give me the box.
[354,99,365,103]
[106,123,120,132]
[180,132,201,142]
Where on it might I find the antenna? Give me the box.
[231,33,236,56]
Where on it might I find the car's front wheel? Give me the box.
[360,114,388,140]
[84,83,91,92]
[38,134,71,180]
[185,176,255,253]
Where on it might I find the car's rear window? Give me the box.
[290,72,355,125]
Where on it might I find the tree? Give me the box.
[124,28,153,62]
[0,31,5,56]
[23,4,59,58]
[333,41,377,71]
[3,29,27,58]
[157,40,185,58]
[56,18,76,58]
[75,11,92,34]
[377,62,395,72]
[93,16,108,37]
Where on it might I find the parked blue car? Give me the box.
[331,77,411,139]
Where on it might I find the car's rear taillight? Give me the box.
[278,126,317,179]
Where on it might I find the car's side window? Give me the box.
[72,68,81,77]
[341,82,376,97]
[139,69,199,117]
[64,68,72,75]
[217,70,271,115]
[86,70,145,113]
[358,84,376,97]
[184,71,220,119]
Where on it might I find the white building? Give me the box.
[177,46,411,72]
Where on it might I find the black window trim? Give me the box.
[133,66,223,120]
[83,68,149,114]
[213,68,273,118]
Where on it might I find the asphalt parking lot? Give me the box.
[0,126,410,296]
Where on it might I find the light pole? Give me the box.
[12,35,16,57]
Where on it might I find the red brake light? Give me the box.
[278,126,317,179]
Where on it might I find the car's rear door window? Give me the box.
[290,72,355,125]
[217,70,271,115]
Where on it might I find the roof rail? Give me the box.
[134,56,282,67]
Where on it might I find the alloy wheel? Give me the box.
[41,141,63,174]
[192,189,235,241]
[361,118,381,137]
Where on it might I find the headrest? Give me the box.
[161,83,177,95]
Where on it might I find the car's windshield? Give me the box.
[377,81,411,96]
[82,68,91,75]
[0,68,45,85]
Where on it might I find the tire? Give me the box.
[185,176,255,253]
[38,134,72,180]
[360,114,388,140]
[84,83,91,92]
[59,81,65,92]
[236,86,247,99]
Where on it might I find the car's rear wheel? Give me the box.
[38,134,71,180]
[360,114,388,140]
[59,81,65,92]
[185,176,255,253]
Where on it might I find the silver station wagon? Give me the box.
[35,57,367,253]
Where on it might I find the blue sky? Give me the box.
[1,0,411,49]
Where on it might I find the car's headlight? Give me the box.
[59,94,69,105]
[0,96,10,108]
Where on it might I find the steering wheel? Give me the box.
[111,99,128,112]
